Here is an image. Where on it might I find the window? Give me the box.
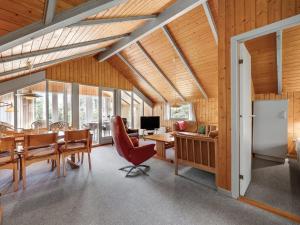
[79,85,99,144]
[144,102,152,116]
[170,104,191,120]
[17,82,46,129]
[102,90,114,137]
[0,92,14,129]
[121,91,132,128]
[133,94,143,129]
[48,81,72,126]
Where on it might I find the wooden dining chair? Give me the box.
[22,133,60,189]
[60,130,91,176]
[0,137,18,191]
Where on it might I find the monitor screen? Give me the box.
[140,116,160,130]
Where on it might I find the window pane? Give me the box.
[102,90,114,137]
[121,91,132,128]
[144,102,152,116]
[17,82,46,129]
[48,81,72,126]
[0,92,14,129]
[79,85,99,144]
[170,104,190,120]
[133,94,142,129]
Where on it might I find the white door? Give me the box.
[253,100,288,160]
[239,43,252,196]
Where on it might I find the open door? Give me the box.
[239,43,253,196]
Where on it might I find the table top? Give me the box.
[144,133,174,143]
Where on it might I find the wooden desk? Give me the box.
[144,133,174,162]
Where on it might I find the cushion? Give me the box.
[177,121,187,131]
[198,125,206,134]
[209,130,218,138]
[27,147,55,158]
[60,142,86,151]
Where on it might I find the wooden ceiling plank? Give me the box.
[0,0,127,53]
[202,1,218,45]
[44,0,57,25]
[276,30,282,95]
[0,48,105,77]
[162,26,208,99]
[136,41,185,101]
[97,0,205,61]
[69,14,157,27]
[0,33,128,63]
[117,52,167,103]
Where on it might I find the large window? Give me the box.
[133,94,143,129]
[17,82,46,129]
[79,85,99,144]
[0,92,14,129]
[170,104,191,120]
[121,91,132,128]
[102,90,114,137]
[48,81,72,126]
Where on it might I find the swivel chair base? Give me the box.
[119,165,150,177]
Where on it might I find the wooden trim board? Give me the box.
[239,197,300,224]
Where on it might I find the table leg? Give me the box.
[67,154,80,169]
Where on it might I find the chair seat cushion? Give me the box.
[0,151,18,164]
[60,142,86,152]
[27,147,56,158]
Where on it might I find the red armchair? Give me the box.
[111,116,156,177]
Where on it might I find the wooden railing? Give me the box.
[174,132,218,176]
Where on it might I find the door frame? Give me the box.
[231,14,300,199]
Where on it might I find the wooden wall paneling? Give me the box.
[218,0,300,191]
[46,55,133,91]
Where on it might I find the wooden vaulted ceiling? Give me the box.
[109,1,219,102]
[0,0,219,103]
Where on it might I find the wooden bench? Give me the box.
[174,132,218,178]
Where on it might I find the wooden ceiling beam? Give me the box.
[136,41,186,102]
[44,0,57,25]
[97,0,205,62]
[162,26,208,99]
[0,33,128,63]
[276,31,282,95]
[0,48,105,77]
[0,0,127,53]
[69,15,157,27]
[117,53,167,103]
[203,1,218,45]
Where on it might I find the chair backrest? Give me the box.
[0,136,15,162]
[64,130,89,142]
[111,116,134,160]
[24,133,58,158]
[50,121,69,131]
[31,120,47,129]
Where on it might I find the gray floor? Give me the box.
[246,157,300,217]
[0,143,298,225]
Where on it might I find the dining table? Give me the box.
[0,128,85,180]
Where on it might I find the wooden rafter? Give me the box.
[202,1,218,45]
[0,0,127,53]
[117,53,167,103]
[162,26,208,99]
[44,0,57,25]
[136,41,186,102]
[0,34,128,63]
[69,15,157,27]
[97,0,205,62]
[0,48,105,77]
